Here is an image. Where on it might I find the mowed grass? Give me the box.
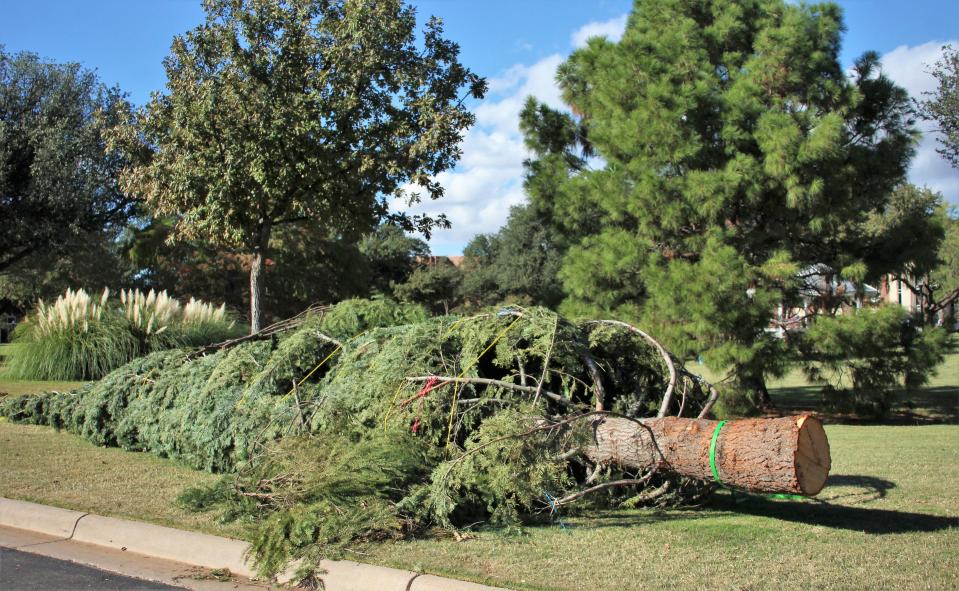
[364,425,959,590]
[0,419,956,589]
[0,421,241,539]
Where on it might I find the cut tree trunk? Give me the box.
[584,415,830,496]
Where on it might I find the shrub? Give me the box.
[4,288,240,380]
[4,289,139,381]
[799,306,948,417]
[120,289,237,348]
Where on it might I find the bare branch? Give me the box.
[405,375,575,408]
[534,315,559,405]
[585,320,677,417]
[552,472,657,508]
[580,348,606,411]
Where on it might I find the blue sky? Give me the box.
[2,0,957,254]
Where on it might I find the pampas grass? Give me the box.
[4,288,240,381]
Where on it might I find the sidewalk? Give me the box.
[0,497,508,591]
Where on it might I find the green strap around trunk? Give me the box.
[708,419,727,485]
[708,418,805,501]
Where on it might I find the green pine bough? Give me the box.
[0,298,828,583]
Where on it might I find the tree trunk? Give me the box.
[250,252,264,334]
[249,223,272,334]
[583,415,831,496]
[734,370,774,410]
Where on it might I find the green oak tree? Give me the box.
[110,0,485,331]
[930,208,959,323]
[393,258,463,315]
[917,45,959,169]
[531,0,922,406]
[0,47,134,274]
[359,224,430,297]
[865,184,958,325]
[461,204,566,308]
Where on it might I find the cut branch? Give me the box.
[580,348,606,411]
[405,375,575,408]
[586,320,677,417]
[553,473,657,508]
[191,304,333,356]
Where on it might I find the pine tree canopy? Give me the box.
[524,0,920,393]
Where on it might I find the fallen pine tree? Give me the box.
[0,299,830,583]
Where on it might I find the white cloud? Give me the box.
[881,41,959,206]
[571,14,628,48]
[402,53,568,254]
[475,54,565,134]
[401,15,634,255]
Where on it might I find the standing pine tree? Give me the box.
[532,0,918,407]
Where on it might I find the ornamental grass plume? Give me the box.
[3,287,240,380]
[4,288,137,381]
[31,288,109,337]
[120,288,179,336]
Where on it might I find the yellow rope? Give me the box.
[382,314,485,430]
[444,314,524,448]
[279,329,376,402]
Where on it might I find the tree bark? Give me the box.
[250,251,264,334]
[583,415,831,496]
[737,370,774,410]
[249,222,272,334]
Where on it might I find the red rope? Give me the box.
[411,376,441,434]
[417,376,441,397]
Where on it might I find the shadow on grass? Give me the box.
[727,493,959,534]
[769,385,959,425]
[518,474,955,536]
[820,474,896,503]
[713,474,956,534]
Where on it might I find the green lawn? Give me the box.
[0,421,241,538]
[689,341,959,423]
[1,343,956,589]
[1,418,956,589]
[364,424,959,590]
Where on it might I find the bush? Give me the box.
[120,289,238,348]
[4,288,240,380]
[799,306,948,417]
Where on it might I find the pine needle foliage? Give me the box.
[798,306,948,417]
[1,298,708,581]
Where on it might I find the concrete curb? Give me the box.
[71,514,254,578]
[0,497,509,591]
[0,498,85,538]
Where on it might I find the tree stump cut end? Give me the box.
[794,416,831,496]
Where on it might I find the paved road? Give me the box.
[0,547,185,590]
